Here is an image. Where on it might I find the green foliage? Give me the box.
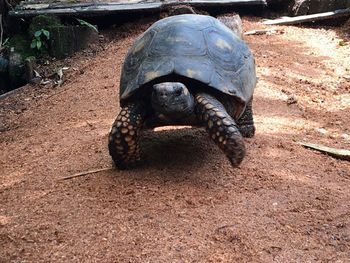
[76,18,98,32]
[31,29,50,51]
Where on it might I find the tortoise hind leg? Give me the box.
[237,98,255,138]
[108,103,145,170]
[195,93,246,167]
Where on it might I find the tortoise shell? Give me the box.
[120,14,256,107]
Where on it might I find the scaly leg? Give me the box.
[108,103,145,169]
[195,93,246,167]
[237,98,255,138]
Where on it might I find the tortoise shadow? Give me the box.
[139,127,215,171]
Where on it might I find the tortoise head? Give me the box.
[151,82,194,119]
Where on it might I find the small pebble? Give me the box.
[272,202,278,211]
[286,95,297,105]
[329,134,337,139]
[341,133,349,140]
[316,128,328,135]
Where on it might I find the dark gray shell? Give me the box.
[120,14,256,108]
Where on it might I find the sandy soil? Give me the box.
[1,16,350,262]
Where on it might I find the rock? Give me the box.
[286,94,298,105]
[316,128,328,135]
[217,14,243,38]
[8,48,26,88]
[28,15,62,37]
[290,0,350,16]
[49,25,99,59]
[168,5,196,16]
[329,134,337,139]
[27,15,98,59]
[6,34,36,90]
[0,56,9,73]
[0,56,10,93]
[341,133,349,140]
[0,123,7,132]
[24,56,36,83]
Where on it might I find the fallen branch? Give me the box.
[59,167,112,180]
[244,28,283,35]
[299,142,350,161]
[263,8,350,25]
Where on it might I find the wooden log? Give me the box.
[9,0,266,17]
[9,3,163,17]
[176,0,266,6]
[263,8,350,25]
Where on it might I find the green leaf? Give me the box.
[30,40,37,49]
[42,30,50,40]
[76,18,98,32]
[34,30,42,37]
[36,41,42,49]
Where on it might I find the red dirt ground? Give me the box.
[1,16,350,262]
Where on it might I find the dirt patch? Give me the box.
[1,16,350,262]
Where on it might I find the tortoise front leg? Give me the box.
[195,93,246,167]
[237,98,255,138]
[108,103,145,170]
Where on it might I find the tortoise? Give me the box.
[108,14,256,169]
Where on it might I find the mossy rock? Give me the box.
[5,35,35,89]
[27,16,97,59]
[28,15,62,37]
[8,50,26,88]
[8,34,35,59]
[0,56,9,73]
[49,25,98,59]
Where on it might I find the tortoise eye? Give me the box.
[174,84,183,95]
[175,88,182,96]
